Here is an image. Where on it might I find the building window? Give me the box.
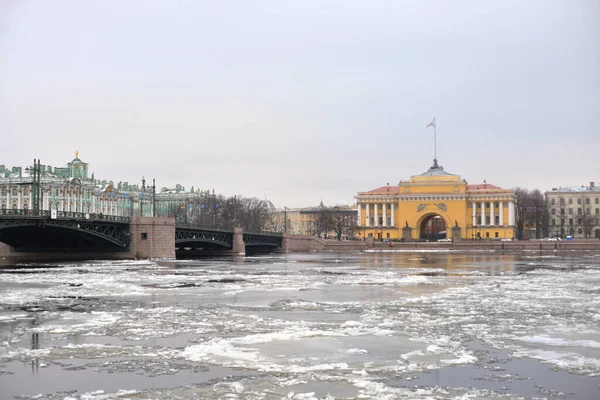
[495,232,499,237]
[386,233,390,239]
[586,198,590,205]
[495,216,499,225]
[11,189,17,197]
[569,209,573,215]
[485,203,490,208]
[596,208,599,215]
[578,218,582,225]
[595,198,599,204]
[485,232,490,238]
[551,219,556,226]
[577,198,582,205]
[141,232,148,240]
[551,209,556,215]
[578,208,582,215]
[485,216,490,225]
[569,198,573,205]
[569,218,574,226]
[578,228,582,234]
[551,198,555,205]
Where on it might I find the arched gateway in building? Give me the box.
[355,160,516,241]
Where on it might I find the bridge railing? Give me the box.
[175,223,283,237]
[0,209,130,222]
[176,223,235,234]
[244,230,283,237]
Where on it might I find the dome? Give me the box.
[260,199,277,212]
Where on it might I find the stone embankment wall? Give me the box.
[281,235,600,253]
[282,234,370,252]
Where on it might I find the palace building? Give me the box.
[1,153,166,217]
[355,160,516,241]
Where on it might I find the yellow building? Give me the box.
[355,160,516,241]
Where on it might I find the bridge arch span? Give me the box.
[0,221,129,252]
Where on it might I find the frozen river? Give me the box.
[0,252,599,399]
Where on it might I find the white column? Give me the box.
[499,201,504,226]
[391,203,395,227]
[366,203,370,227]
[481,201,486,226]
[508,201,515,226]
[374,203,379,227]
[357,204,362,226]
[472,202,476,226]
[490,201,495,225]
[382,203,387,227]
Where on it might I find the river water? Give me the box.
[0,251,599,400]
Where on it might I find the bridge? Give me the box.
[0,210,282,260]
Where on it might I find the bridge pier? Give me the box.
[232,227,245,255]
[129,217,176,259]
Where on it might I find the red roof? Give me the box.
[467,183,502,191]
[364,185,399,194]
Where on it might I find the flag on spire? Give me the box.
[426,117,436,129]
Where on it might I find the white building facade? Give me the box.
[546,183,600,239]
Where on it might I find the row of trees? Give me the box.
[159,191,270,232]
[265,205,358,240]
[514,188,548,239]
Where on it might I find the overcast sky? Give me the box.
[1,1,598,208]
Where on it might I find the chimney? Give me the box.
[386,182,389,192]
[590,182,595,188]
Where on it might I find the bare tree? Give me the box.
[309,209,331,238]
[530,189,548,238]
[552,197,568,238]
[265,212,285,232]
[574,193,595,238]
[515,187,548,239]
[328,205,358,240]
[514,187,530,239]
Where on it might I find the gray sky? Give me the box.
[1,0,598,208]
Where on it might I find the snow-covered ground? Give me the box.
[0,252,599,399]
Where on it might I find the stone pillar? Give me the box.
[451,226,461,241]
[366,203,370,227]
[129,217,176,259]
[391,203,395,227]
[232,227,245,255]
[402,226,412,242]
[382,203,386,227]
[508,201,515,226]
[500,201,504,226]
[481,201,486,226]
[357,204,362,227]
[490,201,495,226]
[472,203,476,226]
[374,204,378,227]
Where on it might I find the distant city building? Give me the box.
[269,204,319,235]
[356,160,516,241]
[545,183,600,239]
[269,201,358,237]
[0,153,189,217]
